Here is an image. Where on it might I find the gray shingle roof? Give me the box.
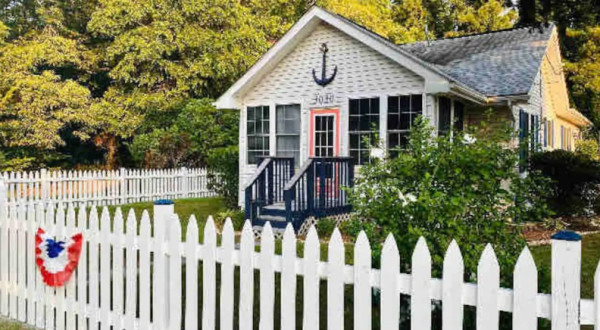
[399,26,554,97]
[326,8,554,97]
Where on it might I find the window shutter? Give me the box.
[519,110,529,171]
[544,120,548,148]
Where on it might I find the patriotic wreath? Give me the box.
[35,228,83,287]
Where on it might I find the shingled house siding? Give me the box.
[238,22,427,205]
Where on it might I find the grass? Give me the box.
[0,319,28,330]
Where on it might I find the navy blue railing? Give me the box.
[244,157,295,223]
[283,157,354,230]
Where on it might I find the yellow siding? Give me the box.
[540,28,585,150]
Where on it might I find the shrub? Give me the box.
[576,138,599,160]
[530,150,600,217]
[316,218,337,238]
[207,146,239,209]
[348,118,553,280]
[214,209,245,231]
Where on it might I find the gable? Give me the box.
[541,30,570,118]
[244,23,424,104]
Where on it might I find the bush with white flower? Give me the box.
[346,117,553,280]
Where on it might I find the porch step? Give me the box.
[261,202,286,217]
[255,214,288,229]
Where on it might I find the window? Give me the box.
[530,114,540,151]
[519,110,529,171]
[437,97,465,137]
[349,98,380,165]
[247,105,270,164]
[276,104,301,165]
[387,94,423,157]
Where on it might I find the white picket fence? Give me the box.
[0,187,596,330]
[2,167,217,206]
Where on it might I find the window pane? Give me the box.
[454,101,464,131]
[350,99,359,115]
[359,99,370,115]
[438,97,452,135]
[400,96,410,113]
[388,113,399,130]
[411,95,423,112]
[389,96,399,114]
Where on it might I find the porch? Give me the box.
[244,157,354,232]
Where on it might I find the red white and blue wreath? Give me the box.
[35,228,83,287]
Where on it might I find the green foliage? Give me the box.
[214,208,245,232]
[348,118,553,280]
[207,145,239,210]
[128,98,238,168]
[530,150,600,218]
[315,218,337,239]
[576,138,599,160]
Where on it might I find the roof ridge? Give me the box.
[401,22,555,46]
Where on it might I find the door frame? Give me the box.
[309,108,341,157]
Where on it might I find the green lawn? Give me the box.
[0,319,28,330]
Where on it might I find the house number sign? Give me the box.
[311,93,336,106]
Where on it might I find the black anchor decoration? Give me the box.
[312,43,337,87]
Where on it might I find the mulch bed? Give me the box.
[523,217,600,245]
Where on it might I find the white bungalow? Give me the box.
[216,6,590,233]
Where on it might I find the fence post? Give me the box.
[551,230,581,330]
[154,199,174,328]
[180,167,188,199]
[40,168,48,204]
[120,168,127,205]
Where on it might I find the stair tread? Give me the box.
[263,203,286,210]
[257,215,287,222]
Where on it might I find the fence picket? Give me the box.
[281,224,296,330]
[169,215,182,330]
[43,203,55,330]
[443,240,463,330]
[76,205,87,330]
[380,234,399,330]
[152,205,166,330]
[239,221,254,330]
[328,228,344,330]
[220,218,234,330]
[138,211,151,330]
[124,209,136,330]
[26,201,36,326]
[203,217,217,330]
[0,183,7,317]
[513,247,537,330]
[9,202,18,319]
[355,231,371,330]
[65,205,77,330]
[55,204,66,330]
[35,202,45,329]
[100,207,111,330]
[17,202,26,322]
[303,226,320,330]
[112,208,124,330]
[88,206,99,330]
[185,216,199,330]
[260,222,275,330]
[477,244,499,330]
[411,237,431,330]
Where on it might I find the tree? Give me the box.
[128,98,238,168]
[0,26,95,151]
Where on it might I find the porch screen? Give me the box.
[349,98,380,165]
[276,104,301,165]
[247,105,270,164]
[387,94,423,157]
